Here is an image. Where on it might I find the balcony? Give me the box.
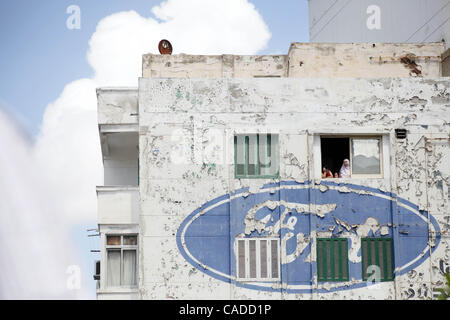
[97,88,138,127]
[97,186,139,225]
[97,123,139,225]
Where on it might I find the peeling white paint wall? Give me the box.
[96,43,449,300]
[135,76,449,300]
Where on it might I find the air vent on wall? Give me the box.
[395,129,407,139]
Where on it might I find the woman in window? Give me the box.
[322,167,333,178]
[339,159,351,178]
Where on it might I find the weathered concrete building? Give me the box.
[95,42,449,300]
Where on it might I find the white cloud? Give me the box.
[0,0,270,299]
[34,79,101,225]
[88,0,270,86]
[36,0,270,225]
[0,109,88,299]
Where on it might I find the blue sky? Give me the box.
[0,0,309,137]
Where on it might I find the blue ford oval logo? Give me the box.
[176,180,441,293]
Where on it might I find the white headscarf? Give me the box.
[339,159,351,178]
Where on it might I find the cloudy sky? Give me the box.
[0,0,309,299]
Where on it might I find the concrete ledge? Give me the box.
[97,186,139,225]
[97,88,139,125]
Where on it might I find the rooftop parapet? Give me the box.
[287,42,445,78]
[142,42,446,79]
[142,54,288,78]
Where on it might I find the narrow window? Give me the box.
[271,239,279,279]
[106,234,138,287]
[361,238,394,281]
[260,240,268,278]
[122,250,137,285]
[234,134,279,179]
[238,240,246,279]
[249,240,257,278]
[317,238,349,282]
[236,238,280,281]
[106,250,121,287]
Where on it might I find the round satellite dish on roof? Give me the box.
[158,39,173,55]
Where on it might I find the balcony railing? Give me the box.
[97,186,139,225]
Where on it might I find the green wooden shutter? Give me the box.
[234,134,279,179]
[317,238,349,282]
[361,238,394,281]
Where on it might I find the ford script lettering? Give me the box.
[176,181,441,293]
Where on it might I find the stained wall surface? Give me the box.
[137,77,449,299]
[142,43,445,79]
